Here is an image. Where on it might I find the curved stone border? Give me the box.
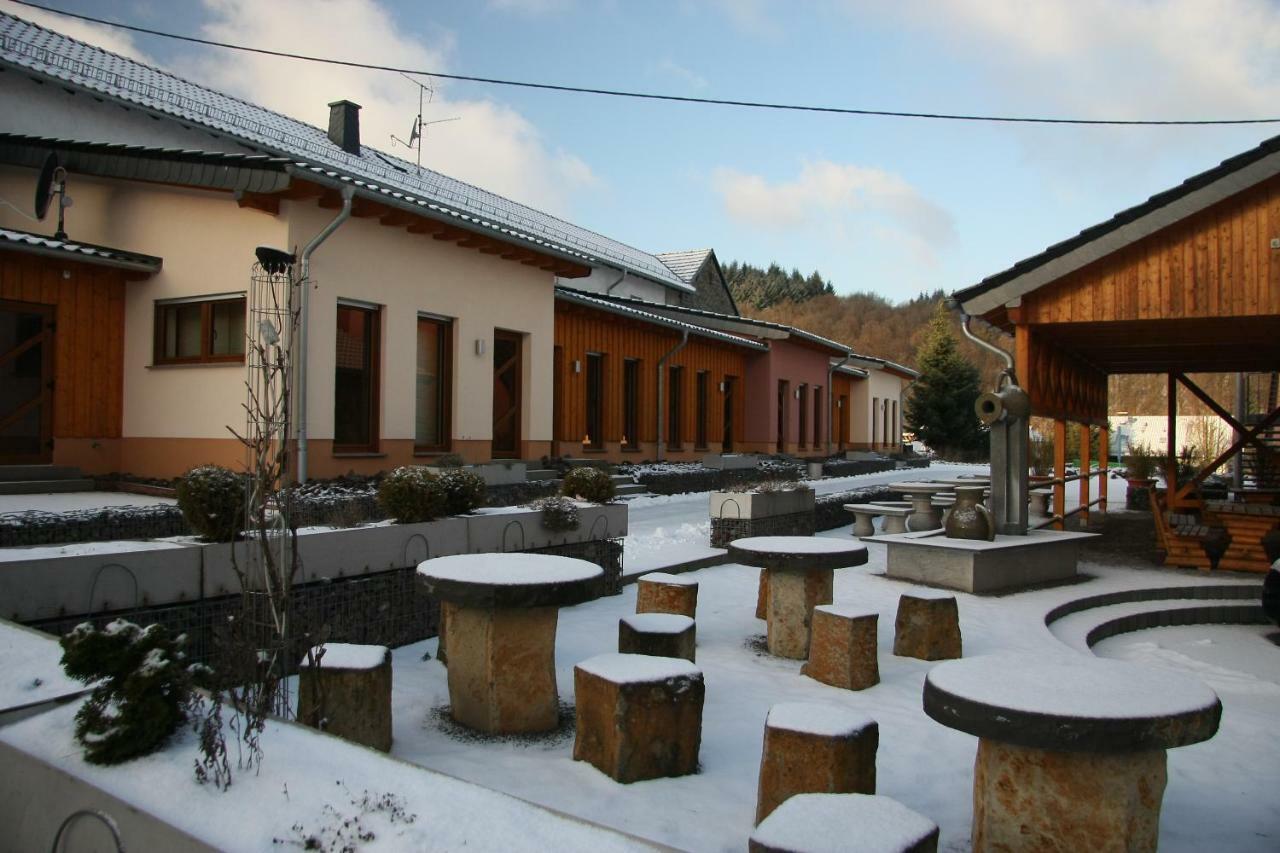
[1042,583,1266,650]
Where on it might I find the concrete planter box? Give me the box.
[710,488,815,520]
[464,504,628,554]
[426,462,527,487]
[806,462,825,480]
[0,545,203,622]
[703,453,760,471]
[880,529,1096,594]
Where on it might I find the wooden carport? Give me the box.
[954,132,1280,571]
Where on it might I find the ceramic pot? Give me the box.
[945,486,995,541]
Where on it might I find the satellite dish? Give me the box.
[34,152,59,221]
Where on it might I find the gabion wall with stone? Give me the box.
[711,510,816,548]
[0,506,191,548]
[28,537,625,665]
[632,464,802,497]
[818,459,896,478]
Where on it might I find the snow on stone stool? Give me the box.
[1029,488,1053,519]
[755,702,879,824]
[924,654,1221,853]
[573,653,705,783]
[750,793,939,853]
[728,537,869,660]
[297,643,392,752]
[876,505,914,535]
[618,612,696,662]
[844,503,887,537]
[636,571,699,618]
[802,605,879,690]
[893,591,962,661]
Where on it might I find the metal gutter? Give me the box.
[0,230,161,273]
[296,185,354,484]
[555,289,767,351]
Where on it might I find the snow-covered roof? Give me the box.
[654,249,712,283]
[555,287,768,351]
[0,10,692,292]
[0,226,161,273]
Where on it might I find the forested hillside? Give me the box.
[725,262,1227,416]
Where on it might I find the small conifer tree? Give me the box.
[904,304,987,459]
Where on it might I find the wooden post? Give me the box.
[1098,424,1109,514]
[1166,373,1178,509]
[1053,419,1067,531]
[1078,423,1091,526]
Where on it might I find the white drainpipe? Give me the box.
[296,185,355,483]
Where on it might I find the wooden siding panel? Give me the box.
[0,252,126,440]
[1023,174,1280,325]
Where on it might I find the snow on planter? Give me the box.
[750,793,939,853]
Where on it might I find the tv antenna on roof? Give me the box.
[390,73,460,173]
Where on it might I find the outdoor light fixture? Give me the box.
[719,381,726,392]
[475,339,486,356]
[573,360,581,373]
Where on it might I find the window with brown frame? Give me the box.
[622,359,641,451]
[668,365,684,449]
[334,302,380,452]
[695,370,709,450]
[415,315,452,451]
[153,296,246,364]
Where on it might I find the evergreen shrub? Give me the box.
[534,495,580,532]
[377,466,444,523]
[176,465,246,541]
[59,619,211,765]
[437,468,486,515]
[561,466,616,503]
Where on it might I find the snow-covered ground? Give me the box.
[385,523,1278,852]
[0,491,176,513]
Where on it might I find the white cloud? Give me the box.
[176,0,597,215]
[0,0,150,61]
[840,0,1280,122]
[486,0,574,13]
[654,58,709,91]
[713,160,955,246]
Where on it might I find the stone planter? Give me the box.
[426,462,527,487]
[710,488,815,520]
[464,504,627,554]
[1126,477,1156,511]
[703,453,759,471]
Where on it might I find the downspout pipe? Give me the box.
[826,352,854,456]
[604,267,627,295]
[950,300,1015,386]
[296,185,355,484]
[655,330,689,461]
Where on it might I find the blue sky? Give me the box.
[7,0,1279,302]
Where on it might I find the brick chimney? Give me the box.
[327,100,362,155]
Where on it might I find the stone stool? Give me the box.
[573,653,704,783]
[297,643,392,752]
[924,654,1221,853]
[751,794,939,853]
[844,503,886,537]
[755,702,879,824]
[932,496,955,525]
[878,505,913,535]
[618,613,696,662]
[636,571,699,618]
[802,605,879,690]
[893,591,962,660]
[1029,488,1053,519]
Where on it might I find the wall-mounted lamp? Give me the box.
[837,399,843,408]
[718,381,726,392]
[794,389,802,399]
[572,359,581,374]
[475,339,487,356]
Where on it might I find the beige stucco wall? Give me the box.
[0,171,279,442]
[850,368,907,448]
[290,202,554,447]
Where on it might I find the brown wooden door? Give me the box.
[0,300,55,464]
[492,330,522,458]
[722,376,736,452]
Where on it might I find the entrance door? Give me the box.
[491,330,522,458]
[0,300,54,464]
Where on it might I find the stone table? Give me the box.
[728,536,869,659]
[923,653,1221,852]
[891,482,955,531]
[417,553,604,734]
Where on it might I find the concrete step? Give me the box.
[0,478,97,495]
[608,474,633,484]
[525,469,559,482]
[613,483,649,497]
[0,465,84,482]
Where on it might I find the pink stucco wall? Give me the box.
[742,339,839,451]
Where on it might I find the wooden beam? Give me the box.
[407,219,447,235]
[1098,425,1109,513]
[349,198,381,218]
[1174,373,1273,456]
[1166,372,1179,507]
[1053,419,1066,531]
[235,192,280,215]
[1174,405,1280,504]
[379,210,415,227]
[1079,422,1091,526]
